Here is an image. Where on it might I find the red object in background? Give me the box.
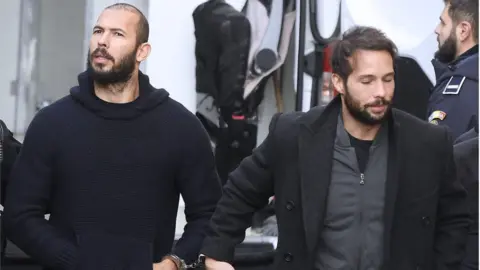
[323,45,333,72]
[323,45,339,97]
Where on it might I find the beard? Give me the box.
[435,30,457,63]
[343,87,392,126]
[87,47,137,86]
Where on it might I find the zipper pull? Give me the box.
[360,173,365,185]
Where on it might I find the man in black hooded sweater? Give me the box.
[3,3,221,270]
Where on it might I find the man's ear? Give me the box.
[331,73,346,95]
[457,21,473,43]
[136,43,151,62]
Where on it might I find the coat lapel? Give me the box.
[298,100,340,254]
[297,100,404,260]
[382,114,403,266]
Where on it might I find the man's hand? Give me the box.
[153,259,177,270]
[205,257,235,270]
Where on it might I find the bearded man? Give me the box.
[200,26,470,270]
[427,0,478,139]
[2,3,221,270]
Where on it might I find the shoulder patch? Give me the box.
[428,110,447,123]
[442,76,466,95]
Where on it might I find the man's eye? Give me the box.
[383,77,394,82]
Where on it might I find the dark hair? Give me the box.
[444,0,478,42]
[105,3,150,45]
[331,26,398,82]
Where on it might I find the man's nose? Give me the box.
[434,24,441,36]
[374,82,388,97]
[97,33,109,48]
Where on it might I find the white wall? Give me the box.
[145,1,205,113]
[37,0,86,104]
[0,0,88,133]
[0,1,21,128]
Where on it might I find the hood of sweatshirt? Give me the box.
[70,71,169,120]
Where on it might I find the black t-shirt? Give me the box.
[348,134,373,173]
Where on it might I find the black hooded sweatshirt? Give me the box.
[3,71,222,270]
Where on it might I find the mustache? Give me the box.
[366,99,391,107]
[91,48,114,61]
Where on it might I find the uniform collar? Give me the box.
[452,44,478,66]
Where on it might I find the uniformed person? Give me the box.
[428,0,478,139]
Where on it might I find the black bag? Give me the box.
[193,0,265,184]
[193,0,252,116]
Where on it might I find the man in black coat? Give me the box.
[201,26,469,270]
[454,133,478,270]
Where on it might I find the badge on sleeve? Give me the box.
[442,76,466,95]
[428,110,447,124]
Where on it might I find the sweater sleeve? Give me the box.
[171,114,222,263]
[3,110,78,269]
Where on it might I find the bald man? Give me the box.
[3,4,221,270]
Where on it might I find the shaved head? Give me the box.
[88,2,152,85]
[105,3,149,45]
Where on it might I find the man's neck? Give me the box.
[94,76,140,104]
[456,42,477,59]
[342,108,381,141]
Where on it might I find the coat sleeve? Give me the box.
[3,111,78,270]
[434,127,470,269]
[200,113,281,263]
[170,113,223,264]
[453,138,479,268]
